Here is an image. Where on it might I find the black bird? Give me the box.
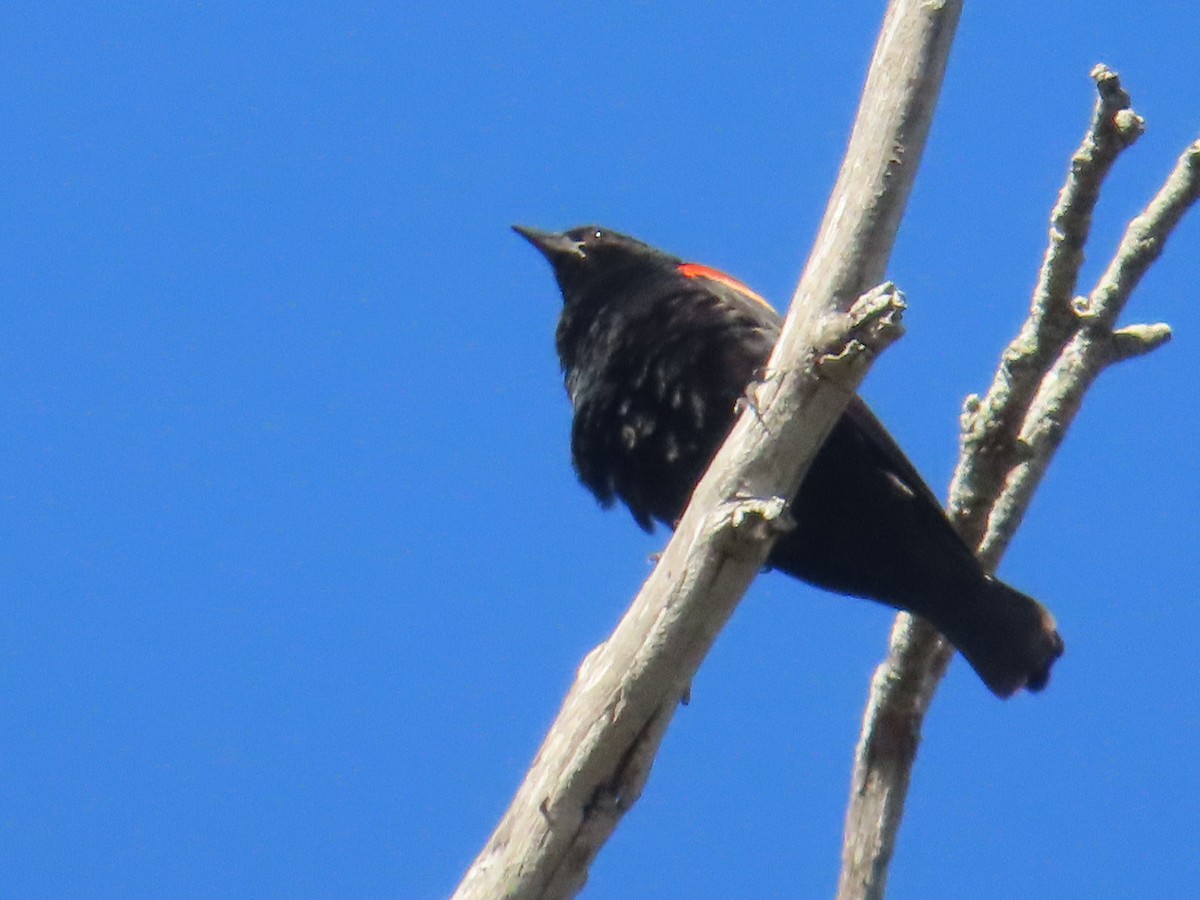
[514,224,1063,697]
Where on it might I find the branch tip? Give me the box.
[1113,108,1146,144]
[1090,64,1130,108]
[1109,323,1172,362]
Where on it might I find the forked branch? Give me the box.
[836,66,1198,900]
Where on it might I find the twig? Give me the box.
[836,69,1197,900]
[454,2,960,897]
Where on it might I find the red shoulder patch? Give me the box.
[677,263,774,312]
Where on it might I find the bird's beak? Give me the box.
[512,225,586,262]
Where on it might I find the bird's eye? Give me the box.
[593,230,603,240]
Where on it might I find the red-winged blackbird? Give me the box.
[514,224,1064,697]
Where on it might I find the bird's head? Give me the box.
[512,225,677,304]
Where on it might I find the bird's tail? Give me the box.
[940,577,1064,698]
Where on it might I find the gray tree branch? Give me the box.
[453,1,962,897]
[836,67,1197,900]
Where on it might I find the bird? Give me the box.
[513,223,1064,697]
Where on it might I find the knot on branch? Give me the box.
[958,395,989,450]
[1070,294,1098,320]
[958,392,1010,459]
[724,495,795,556]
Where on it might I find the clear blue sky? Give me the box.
[4,3,1198,898]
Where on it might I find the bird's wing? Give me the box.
[692,268,970,534]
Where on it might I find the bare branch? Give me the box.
[454,2,962,897]
[977,137,1198,562]
[950,64,1144,542]
[835,612,949,899]
[837,71,1198,900]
